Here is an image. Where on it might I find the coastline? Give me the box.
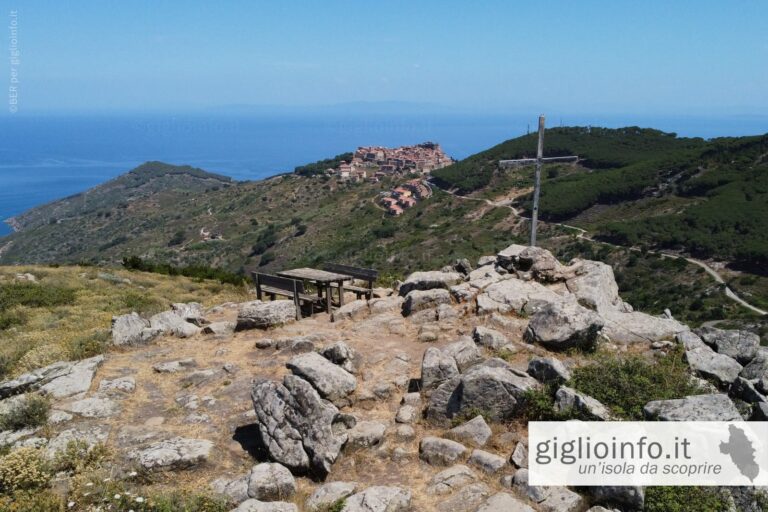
[4,217,20,233]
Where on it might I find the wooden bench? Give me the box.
[323,263,379,300]
[252,272,323,319]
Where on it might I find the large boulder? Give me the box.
[332,300,369,322]
[694,326,760,364]
[527,357,571,384]
[399,271,464,296]
[402,289,452,316]
[448,415,492,447]
[421,347,459,391]
[555,386,611,420]
[286,352,356,404]
[419,437,468,466]
[320,341,363,374]
[171,302,208,326]
[427,465,477,495]
[306,481,358,511]
[472,326,509,350]
[149,310,200,338]
[129,437,213,471]
[341,486,412,512]
[524,301,604,350]
[565,260,629,314]
[443,337,484,372]
[643,394,741,421]
[601,310,688,344]
[111,312,160,346]
[0,356,104,400]
[237,301,297,330]
[247,463,296,501]
[476,279,564,316]
[251,375,346,477]
[468,449,507,474]
[426,360,538,425]
[685,345,742,386]
[741,347,768,381]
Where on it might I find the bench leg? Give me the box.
[325,284,332,313]
[338,281,344,308]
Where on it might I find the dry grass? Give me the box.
[0,265,249,378]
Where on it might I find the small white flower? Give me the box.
[103,477,112,482]
[67,502,75,508]
[128,471,138,477]
[114,493,121,500]
[85,482,94,487]
[135,497,144,503]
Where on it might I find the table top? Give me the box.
[277,267,353,283]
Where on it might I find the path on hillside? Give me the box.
[428,179,767,316]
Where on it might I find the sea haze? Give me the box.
[1,111,766,237]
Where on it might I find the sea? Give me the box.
[1,111,766,237]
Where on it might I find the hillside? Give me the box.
[1,128,767,328]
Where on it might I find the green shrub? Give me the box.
[52,440,110,474]
[67,330,110,360]
[0,489,64,511]
[0,283,77,310]
[0,395,50,431]
[571,349,698,420]
[0,309,27,330]
[0,447,50,492]
[520,384,588,421]
[644,486,730,512]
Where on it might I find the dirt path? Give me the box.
[429,180,767,316]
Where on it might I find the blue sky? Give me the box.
[6,0,768,114]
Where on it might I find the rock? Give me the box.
[171,302,207,326]
[436,303,460,321]
[332,300,369,322]
[454,258,473,275]
[395,425,416,441]
[306,481,358,511]
[232,500,298,512]
[443,337,483,372]
[731,377,767,404]
[149,310,200,338]
[321,342,363,374]
[601,310,688,344]
[251,375,345,477]
[643,394,741,421]
[341,486,411,512]
[510,442,527,468]
[247,463,296,501]
[524,301,604,351]
[437,483,491,512]
[346,421,386,449]
[48,410,73,425]
[153,358,197,373]
[694,326,760,364]
[421,347,460,391]
[740,347,768,381]
[477,255,497,267]
[212,475,250,503]
[565,260,629,314]
[286,352,356,404]
[476,279,564,316]
[527,357,571,384]
[539,487,585,512]
[555,386,612,420]
[512,469,550,503]
[469,449,507,474]
[472,326,509,350]
[402,289,452,316]
[180,368,218,387]
[368,296,404,315]
[450,283,477,303]
[203,321,236,336]
[418,328,439,343]
[46,426,110,458]
[420,437,468,466]
[236,300,297,330]
[399,271,464,296]
[476,492,535,512]
[448,415,492,447]
[395,404,417,424]
[588,486,645,511]
[58,397,119,418]
[286,337,315,354]
[677,331,707,350]
[752,402,768,421]
[129,437,213,471]
[98,376,136,395]
[685,345,743,386]
[427,465,477,495]
[111,312,160,346]
[427,360,538,424]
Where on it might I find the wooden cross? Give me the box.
[498,115,578,246]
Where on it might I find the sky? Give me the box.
[4,0,768,115]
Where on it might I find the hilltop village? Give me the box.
[328,142,453,182]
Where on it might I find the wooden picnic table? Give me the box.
[276,267,353,313]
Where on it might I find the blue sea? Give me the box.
[1,111,766,237]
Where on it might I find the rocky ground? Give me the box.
[0,244,766,511]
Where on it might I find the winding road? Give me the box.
[428,179,767,316]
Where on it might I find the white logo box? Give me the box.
[528,421,768,486]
